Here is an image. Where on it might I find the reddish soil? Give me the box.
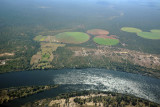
[96,35,117,39]
[110,35,118,38]
[87,29,109,36]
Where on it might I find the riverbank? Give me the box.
[22,91,160,107]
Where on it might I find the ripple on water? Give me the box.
[53,68,160,104]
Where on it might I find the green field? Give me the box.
[55,32,90,44]
[121,27,160,40]
[150,29,160,33]
[137,32,160,39]
[41,53,50,62]
[121,27,142,33]
[93,37,119,45]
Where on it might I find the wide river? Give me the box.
[0,68,160,106]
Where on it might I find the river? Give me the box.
[0,68,160,106]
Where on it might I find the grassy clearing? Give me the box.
[34,35,47,41]
[121,27,142,33]
[93,37,119,45]
[30,43,65,69]
[55,32,90,44]
[41,53,50,62]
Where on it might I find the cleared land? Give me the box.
[87,29,109,36]
[151,29,160,33]
[30,43,65,69]
[93,37,119,45]
[54,32,90,44]
[86,29,119,45]
[0,53,14,57]
[121,27,160,40]
[121,27,142,33]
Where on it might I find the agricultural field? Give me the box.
[137,30,160,40]
[87,29,109,36]
[54,32,90,44]
[1,0,160,106]
[30,43,65,69]
[121,27,142,33]
[121,27,160,40]
[34,32,90,44]
[31,32,91,69]
[87,29,119,45]
[93,37,119,45]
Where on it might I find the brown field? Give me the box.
[30,52,41,65]
[48,94,107,107]
[110,35,118,38]
[87,29,109,36]
[96,35,117,39]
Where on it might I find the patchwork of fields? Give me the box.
[121,27,160,40]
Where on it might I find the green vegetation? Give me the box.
[0,85,58,104]
[0,0,160,75]
[55,32,90,44]
[121,27,142,33]
[0,29,40,73]
[121,27,160,40]
[151,29,160,33]
[52,47,160,78]
[137,32,160,39]
[93,37,119,45]
[42,53,50,60]
[34,35,47,41]
[31,43,65,69]
[23,91,160,107]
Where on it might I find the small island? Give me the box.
[0,85,58,104]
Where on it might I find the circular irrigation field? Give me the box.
[55,32,90,44]
[121,27,142,33]
[121,27,160,40]
[137,29,160,40]
[93,36,119,45]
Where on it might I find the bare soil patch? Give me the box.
[87,29,109,36]
[0,53,14,57]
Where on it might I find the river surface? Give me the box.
[0,68,160,106]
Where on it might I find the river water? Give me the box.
[0,68,160,106]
